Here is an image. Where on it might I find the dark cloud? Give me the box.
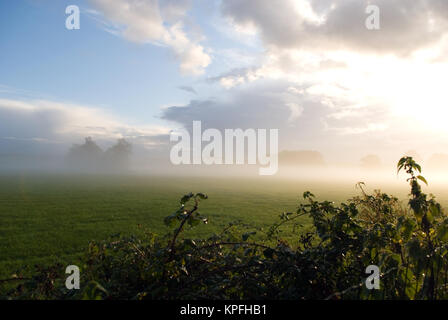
[162,86,293,130]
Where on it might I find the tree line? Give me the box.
[66,137,132,173]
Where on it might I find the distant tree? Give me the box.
[66,137,103,172]
[427,153,448,170]
[360,154,381,169]
[103,139,132,172]
[279,150,325,166]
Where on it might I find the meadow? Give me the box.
[1,171,447,280]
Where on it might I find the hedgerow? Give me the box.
[3,156,448,300]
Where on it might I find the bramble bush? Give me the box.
[3,156,448,300]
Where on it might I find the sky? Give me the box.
[1,0,448,166]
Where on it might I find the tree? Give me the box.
[103,139,132,172]
[66,137,103,172]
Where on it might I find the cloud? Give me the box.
[161,81,310,132]
[178,85,197,94]
[160,80,346,157]
[88,0,211,75]
[160,72,448,164]
[285,102,304,124]
[163,79,385,136]
[222,0,448,54]
[0,98,170,153]
[207,67,262,89]
[202,34,448,148]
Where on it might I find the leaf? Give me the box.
[184,239,197,248]
[397,157,406,173]
[430,203,441,218]
[180,193,194,205]
[81,281,108,300]
[406,238,423,260]
[417,175,428,185]
[400,218,416,239]
[195,193,208,200]
[242,231,256,241]
[187,216,201,227]
[414,163,422,173]
[437,224,448,242]
[164,214,178,227]
[400,270,416,299]
[303,191,315,199]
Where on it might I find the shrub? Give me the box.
[3,157,448,300]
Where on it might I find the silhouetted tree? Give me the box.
[66,137,103,172]
[103,139,132,172]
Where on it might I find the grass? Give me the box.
[0,172,444,279]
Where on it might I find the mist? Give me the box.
[2,136,448,192]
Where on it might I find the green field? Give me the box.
[0,173,445,279]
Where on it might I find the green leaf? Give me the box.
[437,224,448,242]
[430,203,441,218]
[81,281,108,300]
[303,191,315,199]
[164,214,178,227]
[397,157,406,173]
[242,231,256,241]
[406,238,423,260]
[180,193,194,205]
[187,216,201,227]
[417,175,428,185]
[195,193,208,200]
[400,218,416,239]
[414,163,422,173]
[184,239,197,248]
[400,270,416,299]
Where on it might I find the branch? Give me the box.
[168,200,199,260]
[197,241,272,251]
[0,277,31,283]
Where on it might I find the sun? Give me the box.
[329,52,448,133]
[383,61,448,132]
